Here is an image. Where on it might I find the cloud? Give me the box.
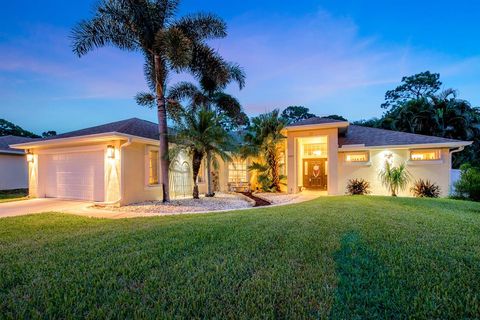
[209,9,480,119]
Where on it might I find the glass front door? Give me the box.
[303,158,327,190]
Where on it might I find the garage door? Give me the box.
[44,151,104,201]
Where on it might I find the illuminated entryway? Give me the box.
[298,136,328,191]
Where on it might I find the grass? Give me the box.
[0,196,479,318]
[0,190,28,203]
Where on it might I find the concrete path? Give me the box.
[0,199,92,218]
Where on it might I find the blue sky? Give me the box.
[1,0,479,134]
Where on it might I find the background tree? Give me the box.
[381,71,441,110]
[280,106,316,124]
[171,109,232,199]
[72,0,232,202]
[322,114,347,121]
[42,131,57,138]
[242,109,286,192]
[355,71,480,167]
[0,119,39,138]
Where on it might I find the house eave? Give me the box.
[338,141,473,151]
[286,121,349,132]
[10,132,160,150]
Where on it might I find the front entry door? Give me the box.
[303,158,327,190]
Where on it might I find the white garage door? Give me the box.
[44,151,104,201]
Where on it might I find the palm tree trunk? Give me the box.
[192,150,203,199]
[206,150,214,197]
[154,54,170,202]
[267,147,280,192]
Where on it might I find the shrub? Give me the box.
[378,161,410,196]
[453,164,480,201]
[411,179,440,198]
[346,179,371,195]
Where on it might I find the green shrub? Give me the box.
[346,179,371,195]
[453,164,480,201]
[411,179,440,198]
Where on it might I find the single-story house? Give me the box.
[0,135,35,191]
[11,117,471,204]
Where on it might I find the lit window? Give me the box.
[345,151,369,162]
[228,158,247,183]
[149,150,159,185]
[303,143,327,157]
[410,149,441,161]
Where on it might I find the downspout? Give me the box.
[448,146,465,195]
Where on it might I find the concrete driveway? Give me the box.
[0,199,92,218]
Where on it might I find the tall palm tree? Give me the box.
[71,0,231,201]
[242,109,286,192]
[171,109,232,199]
[168,69,247,196]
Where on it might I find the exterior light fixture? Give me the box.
[107,145,115,159]
[26,152,34,163]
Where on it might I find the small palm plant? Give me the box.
[242,110,286,192]
[379,161,410,196]
[172,109,233,199]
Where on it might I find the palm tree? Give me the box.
[71,0,231,201]
[167,70,247,196]
[379,161,410,196]
[171,109,233,199]
[242,109,286,192]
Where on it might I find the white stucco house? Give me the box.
[0,135,35,191]
[10,117,472,205]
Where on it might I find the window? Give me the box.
[148,150,159,185]
[345,151,369,162]
[228,158,247,183]
[410,149,441,161]
[303,143,327,158]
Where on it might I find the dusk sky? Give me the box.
[1,0,479,134]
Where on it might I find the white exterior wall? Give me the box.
[338,148,451,197]
[0,154,28,190]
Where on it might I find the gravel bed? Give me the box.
[101,192,252,214]
[254,192,301,204]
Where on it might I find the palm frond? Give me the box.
[135,91,156,108]
[173,13,227,41]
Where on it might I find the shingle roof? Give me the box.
[339,125,465,147]
[42,118,160,141]
[287,117,346,127]
[0,135,35,154]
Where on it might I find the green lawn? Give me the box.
[1,197,479,318]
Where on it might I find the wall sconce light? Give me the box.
[26,152,34,163]
[107,145,115,159]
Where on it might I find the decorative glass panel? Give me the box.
[228,159,247,183]
[303,143,327,157]
[410,149,441,161]
[345,151,369,162]
[149,150,159,185]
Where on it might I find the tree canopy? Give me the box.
[0,119,39,138]
[355,71,480,168]
[280,106,316,124]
